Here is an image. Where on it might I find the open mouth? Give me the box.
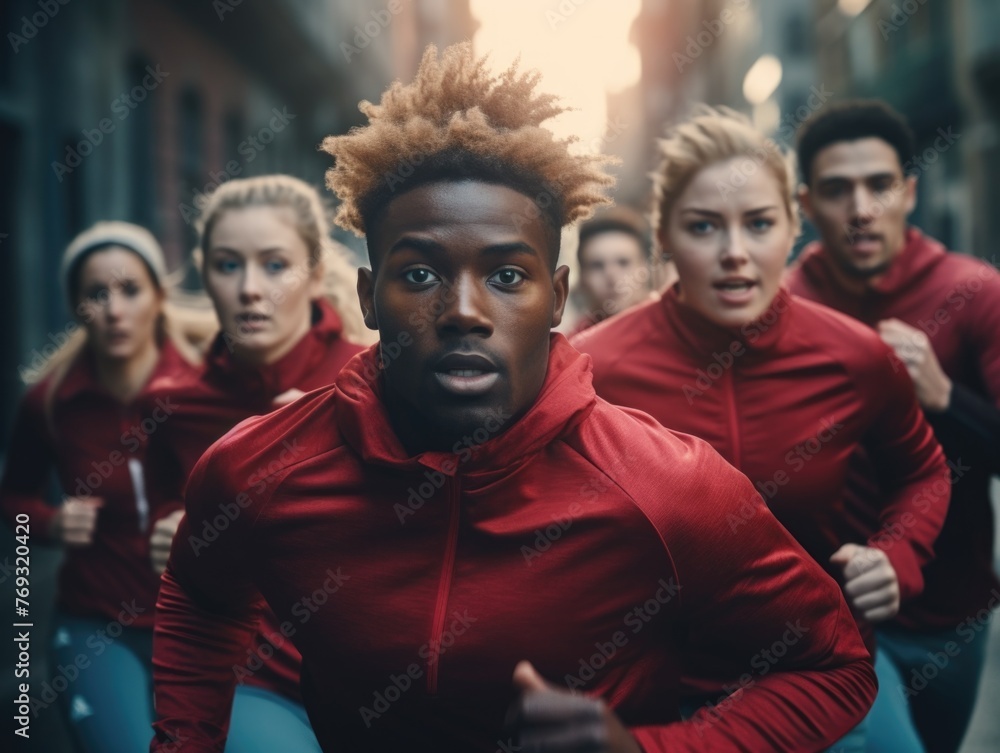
[433,353,500,397]
[713,280,755,292]
[848,232,882,255]
[712,278,758,305]
[236,313,270,331]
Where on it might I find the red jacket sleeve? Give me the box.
[150,444,267,753]
[631,447,876,752]
[0,385,59,540]
[859,345,950,602]
[925,262,1000,473]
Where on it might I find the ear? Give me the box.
[356,267,379,331]
[550,265,570,329]
[903,174,917,216]
[797,183,814,223]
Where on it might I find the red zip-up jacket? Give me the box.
[786,228,1000,630]
[573,288,949,653]
[0,340,196,627]
[151,335,876,753]
[146,298,363,704]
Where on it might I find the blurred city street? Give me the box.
[1,1,998,751]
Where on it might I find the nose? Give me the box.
[849,184,878,227]
[436,272,493,337]
[105,289,124,320]
[239,262,264,304]
[719,225,750,269]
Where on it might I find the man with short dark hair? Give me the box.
[788,99,1000,753]
[570,208,657,335]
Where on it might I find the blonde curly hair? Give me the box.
[321,43,616,246]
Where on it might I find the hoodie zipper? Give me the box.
[724,367,743,470]
[427,477,461,694]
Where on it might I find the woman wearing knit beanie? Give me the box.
[0,221,202,753]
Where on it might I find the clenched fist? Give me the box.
[505,661,642,753]
[830,543,900,623]
[50,497,104,546]
[150,509,185,574]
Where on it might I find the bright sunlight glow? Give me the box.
[470,0,642,154]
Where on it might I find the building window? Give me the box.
[177,87,203,259]
[127,56,157,232]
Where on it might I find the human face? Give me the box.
[579,231,649,315]
[358,181,569,452]
[661,158,795,328]
[800,137,916,281]
[203,206,323,366]
[76,247,163,362]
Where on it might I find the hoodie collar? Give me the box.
[334,334,596,477]
[797,226,945,298]
[662,283,793,355]
[205,298,344,400]
[55,337,186,405]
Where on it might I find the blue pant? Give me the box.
[825,716,868,753]
[48,614,319,752]
[865,623,991,753]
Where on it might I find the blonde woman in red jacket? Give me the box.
[0,222,200,753]
[145,174,366,752]
[572,107,950,753]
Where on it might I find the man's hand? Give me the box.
[878,318,952,411]
[50,497,104,546]
[150,509,185,574]
[506,661,642,752]
[830,543,900,623]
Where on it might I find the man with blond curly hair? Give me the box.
[150,44,875,752]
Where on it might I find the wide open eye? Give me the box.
[403,268,440,284]
[490,268,525,286]
[264,258,289,274]
[213,258,241,274]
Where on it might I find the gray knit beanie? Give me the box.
[61,221,167,305]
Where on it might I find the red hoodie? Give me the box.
[573,286,948,619]
[147,298,363,704]
[786,228,1000,630]
[151,335,875,753]
[0,340,195,627]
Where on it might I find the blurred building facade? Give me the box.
[0,0,474,445]
[613,0,999,264]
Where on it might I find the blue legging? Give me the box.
[865,623,990,753]
[48,614,320,752]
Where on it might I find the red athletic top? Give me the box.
[787,227,1000,630]
[151,335,875,753]
[147,298,363,704]
[0,340,196,627]
[574,287,949,651]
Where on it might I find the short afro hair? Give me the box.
[576,207,650,267]
[796,100,916,184]
[321,43,615,250]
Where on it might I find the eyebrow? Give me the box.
[680,205,779,217]
[816,172,896,185]
[388,236,540,258]
[209,246,289,256]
